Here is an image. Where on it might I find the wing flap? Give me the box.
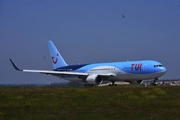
[98,73,116,77]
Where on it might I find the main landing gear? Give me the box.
[84,84,94,86]
[109,81,117,86]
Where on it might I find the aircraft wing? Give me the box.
[9,59,115,77]
[9,59,88,76]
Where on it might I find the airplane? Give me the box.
[9,40,167,86]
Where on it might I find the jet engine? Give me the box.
[86,74,103,84]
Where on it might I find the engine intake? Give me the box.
[86,74,103,84]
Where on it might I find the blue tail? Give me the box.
[48,41,67,69]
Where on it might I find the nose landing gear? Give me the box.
[152,78,158,86]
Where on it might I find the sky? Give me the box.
[0,0,180,84]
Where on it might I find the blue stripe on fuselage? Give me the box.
[54,64,89,71]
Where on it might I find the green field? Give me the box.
[0,85,180,120]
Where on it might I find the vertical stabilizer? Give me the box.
[48,41,67,69]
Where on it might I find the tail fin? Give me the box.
[48,41,67,69]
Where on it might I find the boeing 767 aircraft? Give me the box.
[9,41,166,85]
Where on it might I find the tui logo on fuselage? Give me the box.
[131,64,142,70]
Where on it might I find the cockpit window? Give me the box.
[154,65,158,67]
[154,64,163,67]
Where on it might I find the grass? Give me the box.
[0,85,180,120]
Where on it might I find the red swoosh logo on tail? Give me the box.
[52,54,59,64]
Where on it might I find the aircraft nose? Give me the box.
[160,67,167,73]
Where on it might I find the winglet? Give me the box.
[9,59,22,71]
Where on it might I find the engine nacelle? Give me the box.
[86,74,103,85]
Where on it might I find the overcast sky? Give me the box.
[0,0,180,84]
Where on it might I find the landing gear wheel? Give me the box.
[109,81,117,86]
[112,81,115,85]
[84,84,94,86]
[152,78,158,86]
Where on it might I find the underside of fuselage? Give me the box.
[51,70,165,84]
